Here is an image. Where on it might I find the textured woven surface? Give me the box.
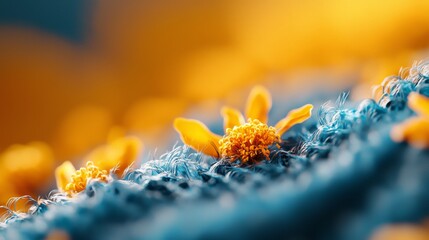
[2,62,429,240]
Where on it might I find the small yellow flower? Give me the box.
[391,92,429,149]
[55,161,108,196]
[174,86,313,164]
[85,136,143,176]
[219,119,281,163]
[55,136,143,196]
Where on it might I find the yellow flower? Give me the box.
[391,92,429,149]
[85,136,143,176]
[55,161,108,196]
[174,86,313,164]
[55,136,143,196]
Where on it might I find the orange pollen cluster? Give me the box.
[218,119,281,164]
[65,161,108,196]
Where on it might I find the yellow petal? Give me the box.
[221,107,245,131]
[245,85,272,123]
[86,136,143,175]
[275,104,313,136]
[174,118,221,157]
[391,117,429,149]
[55,161,76,192]
[408,92,429,118]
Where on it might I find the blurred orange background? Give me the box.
[1,0,429,204]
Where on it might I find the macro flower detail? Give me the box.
[391,92,429,148]
[174,86,313,164]
[55,161,108,196]
[85,136,143,176]
[55,136,143,196]
[219,119,280,164]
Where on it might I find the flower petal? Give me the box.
[55,161,76,192]
[391,117,429,149]
[408,92,429,118]
[174,118,222,157]
[275,104,313,136]
[245,86,272,123]
[86,136,143,175]
[221,107,245,131]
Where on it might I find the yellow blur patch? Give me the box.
[408,92,429,118]
[391,117,429,149]
[45,230,70,240]
[371,221,429,240]
[0,142,54,200]
[391,93,429,149]
[55,105,113,160]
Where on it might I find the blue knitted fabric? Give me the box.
[2,62,429,240]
